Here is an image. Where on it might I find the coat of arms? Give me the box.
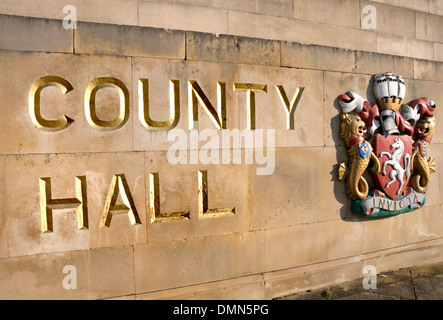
[337,72,436,217]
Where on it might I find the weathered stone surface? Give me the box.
[265,220,364,272]
[0,14,72,53]
[186,32,280,66]
[249,147,349,230]
[138,1,228,35]
[134,231,266,293]
[0,156,6,258]
[416,11,443,43]
[355,51,414,78]
[4,152,146,257]
[0,0,138,26]
[0,51,133,155]
[144,151,250,243]
[414,59,443,82]
[294,0,360,29]
[281,42,355,73]
[361,0,416,38]
[0,246,134,299]
[227,10,377,52]
[75,22,185,59]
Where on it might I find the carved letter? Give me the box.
[233,83,267,130]
[275,85,304,130]
[39,176,88,233]
[198,170,235,218]
[149,172,190,223]
[85,77,130,131]
[100,174,141,227]
[188,81,226,130]
[29,76,74,131]
[139,79,180,131]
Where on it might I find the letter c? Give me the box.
[29,75,74,131]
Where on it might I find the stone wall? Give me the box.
[0,0,442,299]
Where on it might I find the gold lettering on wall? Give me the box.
[29,75,74,131]
[138,79,180,131]
[39,176,88,233]
[275,85,305,130]
[84,77,130,131]
[99,174,141,228]
[149,172,190,223]
[188,80,227,130]
[233,83,267,130]
[198,170,235,218]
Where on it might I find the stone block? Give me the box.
[133,231,266,293]
[144,151,250,243]
[4,152,146,258]
[435,43,443,62]
[361,0,416,38]
[386,0,431,13]
[186,32,280,66]
[294,0,360,29]
[430,0,443,15]
[257,0,294,18]
[355,51,415,78]
[416,11,443,43]
[407,38,434,60]
[227,10,376,52]
[75,22,185,59]
[136,274,265,299]
[210,0,257,13]
[281,42,355,73]
[0,247,134,299]
[249,147,350,230]
[0,0,138,26]
[264,260,363,298]
[265,220,364,272]
[0,51,133,155]
[131,57,240,151]
[414,59,443,82]
[376,33,408,57]
[0,156,6,258]
[0,14,72,53]
[138,1,228,35]
[235,64,324,147]
[363,205,443,254]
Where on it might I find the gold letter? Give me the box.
[275,85,304,130]
[233,83,267,130]
[198,170,235,218]
[188,81,226,130]
[39,176,88,233]
[139,79,180,131]
[85,77,130,131]
[29,76,74,131]
[149,172,190,223]
[100,174,141,227]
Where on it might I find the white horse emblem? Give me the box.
[379,137,411,195]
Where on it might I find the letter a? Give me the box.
[100,174,141,227]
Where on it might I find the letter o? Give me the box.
[84,77,130,131]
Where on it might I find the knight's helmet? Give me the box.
[373,72,405,135]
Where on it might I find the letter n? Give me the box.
[39,176,88,233]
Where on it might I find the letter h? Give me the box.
[39,176,88,233]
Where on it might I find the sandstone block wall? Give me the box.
[0,0,442,299]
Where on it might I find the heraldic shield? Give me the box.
[336,72,436,218]
[372,135,412,200]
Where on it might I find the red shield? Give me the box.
[372,135,413,199]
